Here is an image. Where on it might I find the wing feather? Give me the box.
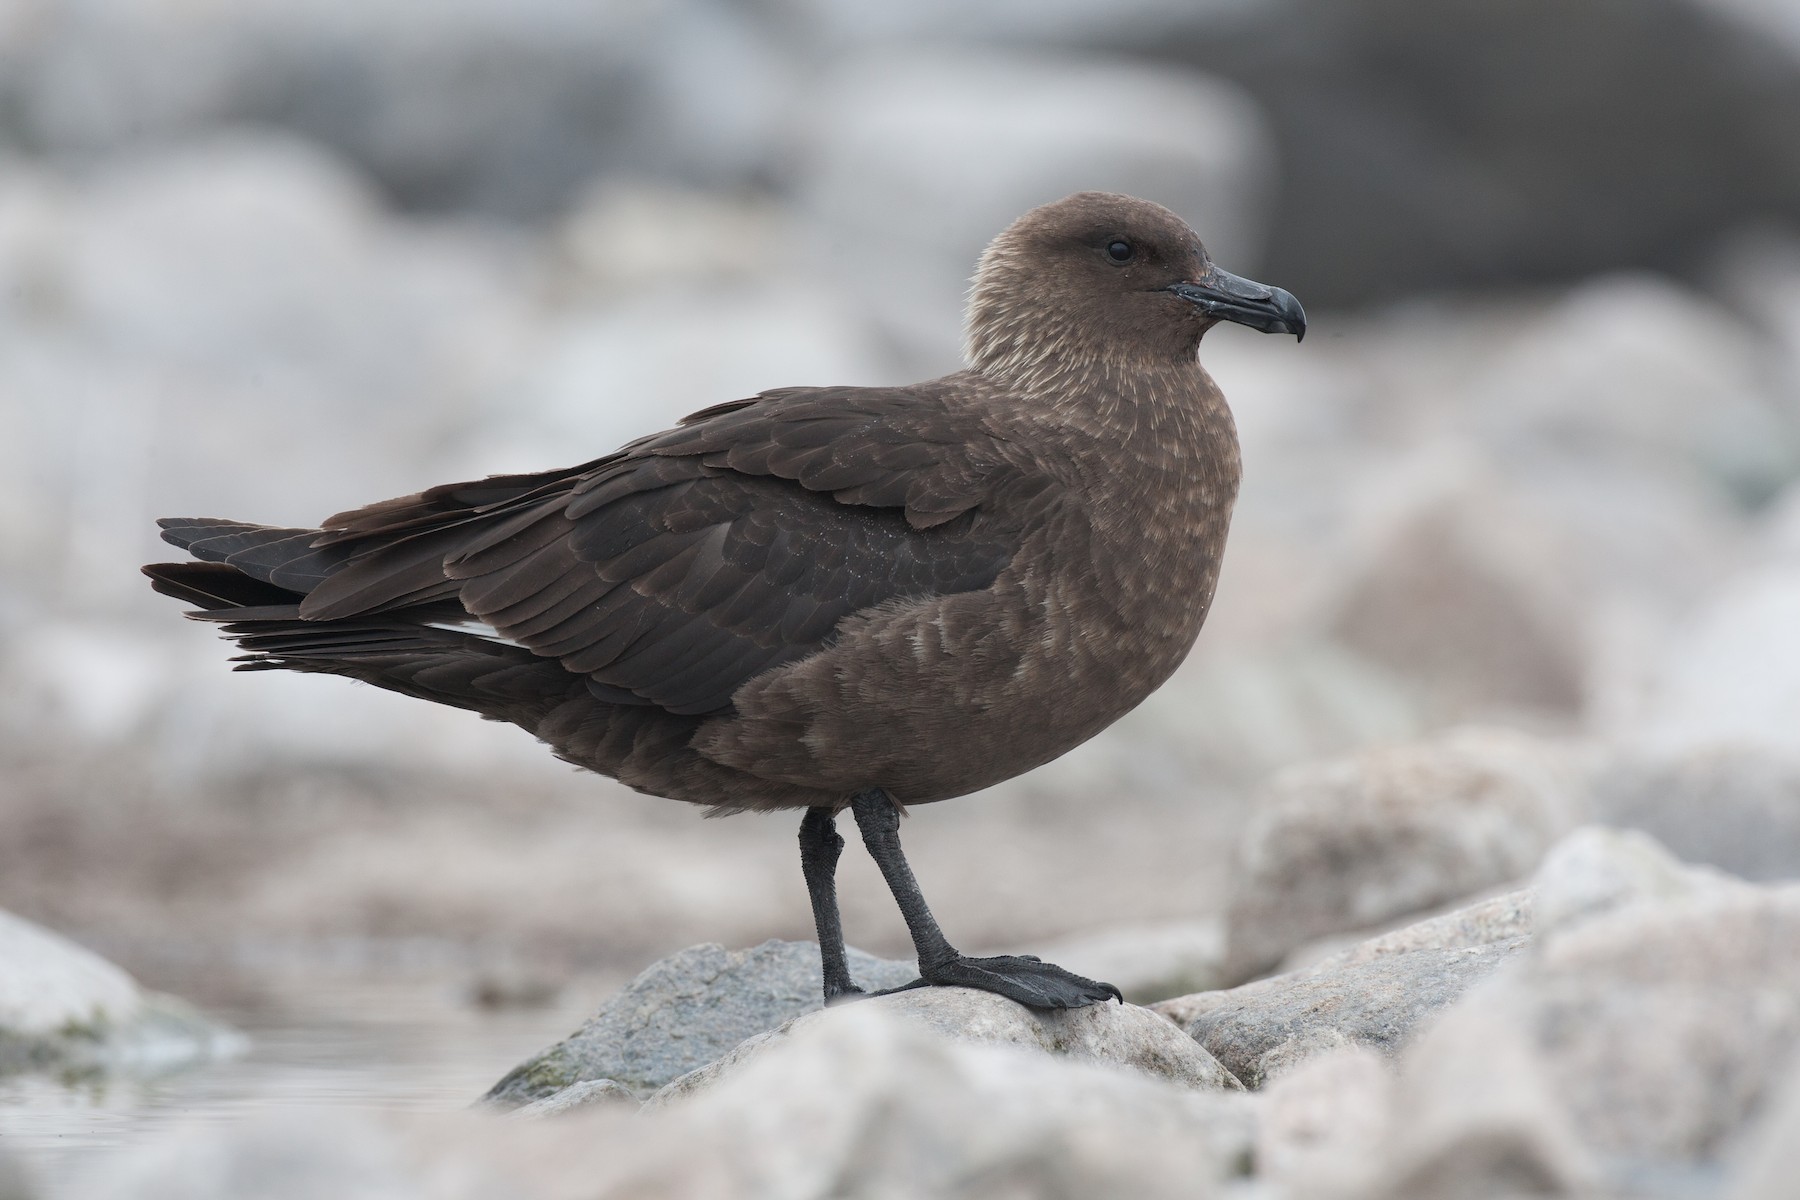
[236,382,1035,716]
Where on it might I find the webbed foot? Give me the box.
[873,954,1121,1009]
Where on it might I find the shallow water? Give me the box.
[0,967,610,1194]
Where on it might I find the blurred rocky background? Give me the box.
[4,1,1800,1198]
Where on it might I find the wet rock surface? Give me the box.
[76,1010,1261,1200]
[0,909,237,1077]
[481,939,916,1107]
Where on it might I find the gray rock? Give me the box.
[1254,829,1800,1189]
[1460,275,1800,514]
[1530,824,1749,937]
[1593,746,1800,882]
[0,908,240,1075]
[1326,462,1589,720]
[650,986,1243,1106]
[1368,989,1599,1200]
[1388,880,1800,1181]
[1522,885,1800,1163]
[1256,1044,1394,1195]
[1223,727,1584,979]
[628,1006,1257,1200]
[480,940,916,1107]
[1159,938,1529,1089]
[1729,1058,1800,1200]
[511,1079,638,1119]
[1306,887,1534,972]
[1634,565,1800,759]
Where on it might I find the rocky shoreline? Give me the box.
[12,770,1795,1199]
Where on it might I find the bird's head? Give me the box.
[964,191,1305,385]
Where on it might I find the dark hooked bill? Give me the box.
[1168,267,1307,341]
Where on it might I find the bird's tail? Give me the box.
[153,518,357,593]
[143,550,584,730]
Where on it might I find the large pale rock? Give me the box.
[1255,831,1800,1193]
[1325,456,1588,719]
[1590,746,1800,882]
[1160,938,1528,1090]
[1530,824,1752,937]
[1635,566,1800,760]
[481,940,916,1107]
[1224,727,1584,979]
[651,986,1242,1105]
[1461,274,1799,509]
[791,48,1273,370]
[0,908,238,1074]
[634,1006,1257,1199]
[1158,884,1539,1089]
[1255,1044,1393,1195]
[1409,881,1800,1175]
[1305,888,1534,972]
[1367,989,1599,1200]
[1729,1057,1800,1200]
[1525,886,1800,1161]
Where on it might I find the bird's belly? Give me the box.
[700,572,1207,804]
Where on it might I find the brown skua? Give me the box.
[145,191,1305,1007]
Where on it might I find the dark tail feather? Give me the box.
[157,518,354,593]
[146,562,574,727]
[217,616,585,725]
[142,562,305,611]
[149,515,588,731]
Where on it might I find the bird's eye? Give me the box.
[1105,239,1135,264]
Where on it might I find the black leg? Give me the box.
[849,787,1122,1010]
[799,806,862,1003]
